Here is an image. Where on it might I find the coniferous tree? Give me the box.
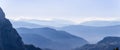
[114,47,119,50]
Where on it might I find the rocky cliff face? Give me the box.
[0,7,42,50]
[0,8,26,50]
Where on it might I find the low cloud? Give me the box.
[7,16,120,24]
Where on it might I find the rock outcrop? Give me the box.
[0,7,42,50]
[0,7,26,50]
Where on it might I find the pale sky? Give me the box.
[1,0,120,24]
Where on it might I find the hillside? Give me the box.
[17,27,88,50]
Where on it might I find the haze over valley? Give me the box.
[1,0,120,50]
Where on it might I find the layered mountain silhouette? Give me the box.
[58,25,120,43]
[81,20,120,27]
[17,27,88,50]
[10,20,44,28]
[0,7,41,50]
[11,19,74,28]
[75,37,120,50]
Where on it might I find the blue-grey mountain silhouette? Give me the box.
[10,20,44,28]
[11,19,74,27]
[81,20,120,27]
[17,27,88,50]
[58,25,120,43]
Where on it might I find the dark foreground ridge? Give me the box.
[75,37,120,50]
[0,7,41,50]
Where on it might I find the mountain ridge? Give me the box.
[81,20,120,27]
[75,36,120,50]
[58,25,120,43]
[17,27,88,50]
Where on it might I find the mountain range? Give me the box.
[11,19,120,28]
[16,27,88,50]
[81,20,120,27]
[10,19,74,28]
[11,19,120,44]
[58,25,120,43]
[10,20,44,28]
